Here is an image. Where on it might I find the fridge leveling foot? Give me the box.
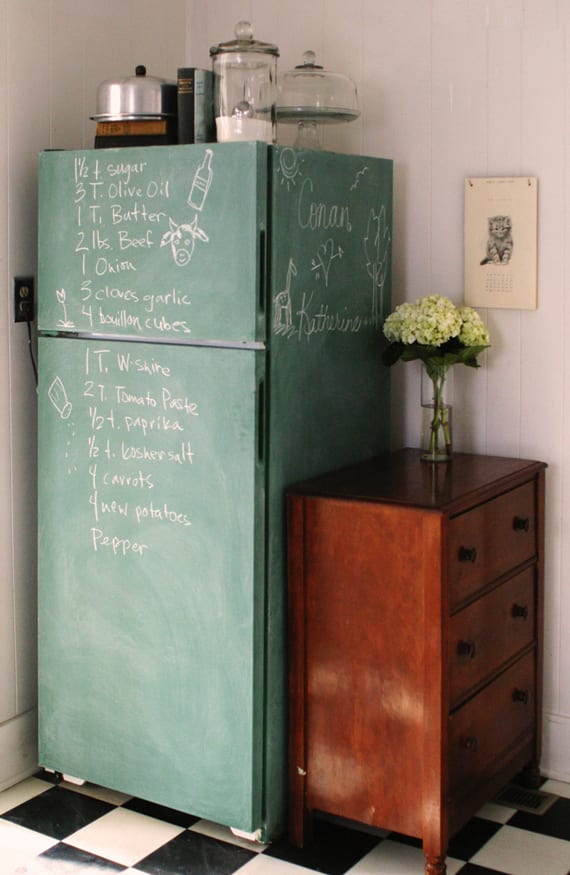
[63,774,86,786]
[230,827,264,843]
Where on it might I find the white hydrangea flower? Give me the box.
[458,306,490,347]
[383,295,462,346]
[382,294,490,377]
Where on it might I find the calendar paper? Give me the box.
[464,177,538,310]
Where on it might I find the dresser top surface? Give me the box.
[287,449,546,512]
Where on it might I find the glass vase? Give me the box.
[421,365,452,462]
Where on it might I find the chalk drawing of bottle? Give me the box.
[48,376,72,420]
[188,149,213,211]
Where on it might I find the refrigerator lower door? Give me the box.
[38,335,266,833]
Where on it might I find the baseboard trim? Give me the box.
[540,712,570,784]
[0,709,38,792]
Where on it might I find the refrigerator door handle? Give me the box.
[257,378,265,466]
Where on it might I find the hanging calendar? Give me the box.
[464,177,538,310]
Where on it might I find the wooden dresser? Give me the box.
[287,450,546,875]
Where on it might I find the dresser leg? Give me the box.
[289,812,305,848]
[289,806,312,848]
[425,854,446,874]
[520,762,542,790]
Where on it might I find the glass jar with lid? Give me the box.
[210,21,279,143]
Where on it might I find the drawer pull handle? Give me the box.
[513,516,530,532]
[459,546,477,563]
[513,688,530,705]
[512,604,529,620]
[463,736,478,752]
[457,639,477,659]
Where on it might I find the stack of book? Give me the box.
[177,68,215,145]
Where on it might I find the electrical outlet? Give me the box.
[14,277,34,322]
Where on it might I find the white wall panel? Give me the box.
[523,0,559,27]
[49,0,93,149]
[518,24,566,725]
[361,0,432,290]
[0,0,17,728]
[0,711,37,792]
[487,0,524,28]
[551,18,570,724]
[360,2,432,447]
[558,0,570,27]
[430,1,489,452]
[558,17,570,723]
[483,10,524,457]
[0,0,51,781]
[7,0,51,718]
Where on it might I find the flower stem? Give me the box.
[425,366,452,459]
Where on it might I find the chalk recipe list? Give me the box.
[65,151,212,337]
[45,338,203,559]
[43,329,259,565]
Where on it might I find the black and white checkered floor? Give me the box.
[1,771,570,875]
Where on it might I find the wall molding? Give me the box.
[541,712,570,783]
[0,709,38,792]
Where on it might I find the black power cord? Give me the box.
[25,315,38,388]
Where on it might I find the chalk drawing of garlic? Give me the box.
[56,288,75,329]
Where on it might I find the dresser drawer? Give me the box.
[449,567,535,707]
[448,481,537,609]
[448,650,535,797]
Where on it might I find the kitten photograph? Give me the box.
[480,214,513,265]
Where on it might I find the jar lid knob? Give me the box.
[235,20,253,41]
[296,50,323,70]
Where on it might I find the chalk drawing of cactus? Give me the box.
[364,205,391,328]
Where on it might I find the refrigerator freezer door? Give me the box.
[38,144,267,344]
[268,146,393,472]
[38,335,266,832]
[261,147,393,839]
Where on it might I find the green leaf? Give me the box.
[381,340,489,370]
[382,342,405,366]
[400,345,439,365]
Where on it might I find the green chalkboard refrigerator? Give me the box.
[37,143,392,841]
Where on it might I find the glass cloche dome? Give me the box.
[277,51,360,148]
